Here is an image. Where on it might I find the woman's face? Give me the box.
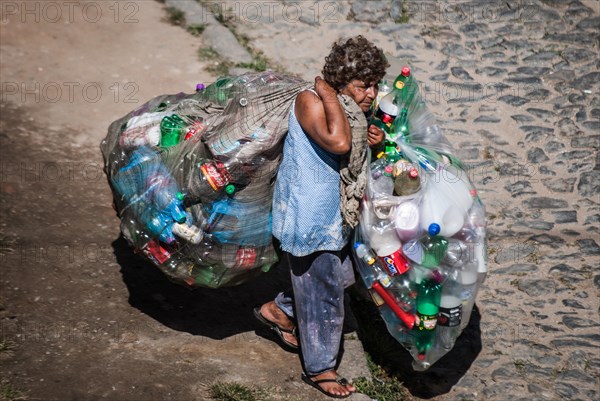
[340,80,378,112]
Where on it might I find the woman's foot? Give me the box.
[256,301,298,348]
[302,370,356,398]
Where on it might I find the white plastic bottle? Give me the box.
[394,200,421,241]
[419,168,473,237]
[172,223,204,244]
[369,225,410,276]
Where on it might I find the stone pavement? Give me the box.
[0,1,597,401]
[197,0,599,400]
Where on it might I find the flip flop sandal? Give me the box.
[301,373,353,399]
[253,306,298,350]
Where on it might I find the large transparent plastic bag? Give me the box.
[353,68,487,371]
[101,72,311,288]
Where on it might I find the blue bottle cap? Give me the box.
[353,242,362,249]
[428,223,441,236]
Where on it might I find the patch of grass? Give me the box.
[514,359,527,372]
[236,50,269,72]
[198,47,221,61]
[198,47,232,76]
[199,0,285,74]
[165,6,186,26]
[0,380,27,401]
[209,381,269,401]
[395,1,411,24]
[354,356,410,401]
[187,24,207,36]
[526,252,540,264]
[0,340,16,356]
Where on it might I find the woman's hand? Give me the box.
[314,76,338,104]
[367,124,385,147]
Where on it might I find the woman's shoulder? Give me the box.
[296,88,320,104]
[295,89,323,117]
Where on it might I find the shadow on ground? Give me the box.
[352,287,482,399]
[112,235,293,340]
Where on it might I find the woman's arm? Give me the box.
[294,77,352,155]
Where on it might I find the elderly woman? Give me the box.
[255,36,388,398]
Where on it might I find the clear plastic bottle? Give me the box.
[372,78,391,112]
[369,224,410,276]
[119,125,161,149]
[370,165,394,196]
[184,159,249,205]
[437,274,463,350]
[393,164,421,196]
[420,223,449,268]
[370,152,388,180]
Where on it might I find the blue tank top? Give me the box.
[272,93,350,256]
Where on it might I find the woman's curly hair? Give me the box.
[322,35,389,91]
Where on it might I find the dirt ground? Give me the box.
[0,1,321,401]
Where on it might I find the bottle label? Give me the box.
[235,247,257,269]
[378,250,410,276]
[378,275,392,288]
[200,162,231,191]
[416,313,438,331]
[363,255,376,265]
[369,289,385,307]
[143,240,171,265]
[120,127,153,148]
[375,108,395,125]
[210,136,239,155]
[172,224,203,244]
[184,121,207,140]
[438,304,462,327]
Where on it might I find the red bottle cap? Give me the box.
[408,168,419,179]
[401,66,411,77]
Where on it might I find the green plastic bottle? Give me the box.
[160,114,187,148]
[390,107,409,139]
[374,66,414,132]
[414,270,443,359]
[421,223,449,268]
